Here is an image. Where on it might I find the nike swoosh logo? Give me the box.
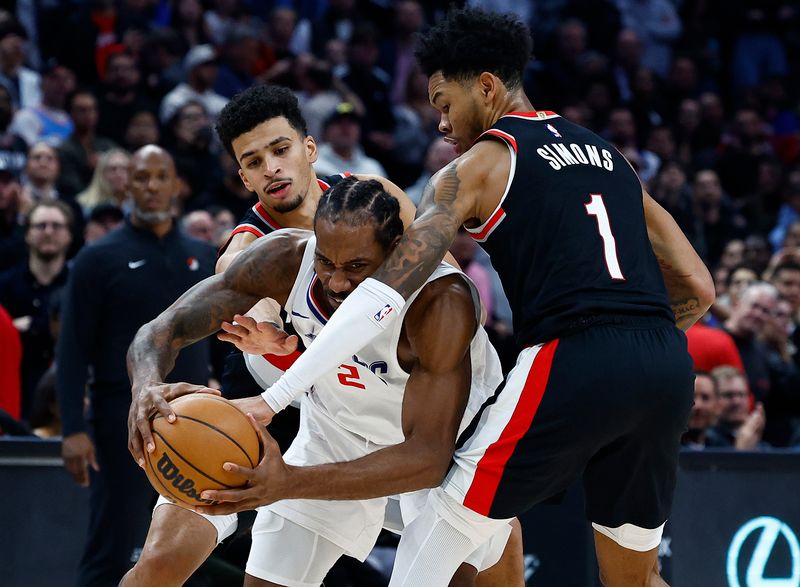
[291,311,311,319]
[128,259,147,269]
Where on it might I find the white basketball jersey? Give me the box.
[248,236,503,446]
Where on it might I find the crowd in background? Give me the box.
[0,0,799,450]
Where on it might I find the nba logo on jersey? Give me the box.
[187,257,199,271]
[374,304,394,322]
[546,124,562,139]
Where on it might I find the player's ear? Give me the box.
[238,168,255,192]
[478,72,496,101]
[306,135,318,164]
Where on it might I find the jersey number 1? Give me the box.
[585,194,625,280]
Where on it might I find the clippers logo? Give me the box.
[546,123,562,139]
[156,453,215,504]
[727,516,800,587]
[374,304,394,322]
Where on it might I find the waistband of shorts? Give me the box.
[524,314,675,346]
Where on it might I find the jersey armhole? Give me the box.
[464,134,517,243]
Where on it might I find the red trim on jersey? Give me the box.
[481,129,518,153]
[317,178,331,190]
[253,202,282,231]
[230,225,265,239]
[505,110,558,118]
[463,339,560,516]
[467,208,506,242]
[262,350,302,371]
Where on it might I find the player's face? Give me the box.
[428,72,486,156]
[313,218,388,310]
[232,117,318,214]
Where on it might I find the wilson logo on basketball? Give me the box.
[156,453,215,504]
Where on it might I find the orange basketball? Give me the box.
[143,394,261,508]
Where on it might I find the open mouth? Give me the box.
[267,181,291,198]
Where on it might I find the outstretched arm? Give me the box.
[126,230,308,463]
[197,275,479,512]
[643,190,715,329]
[261,140,509,413]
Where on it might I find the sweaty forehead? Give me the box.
[315,219,380,255]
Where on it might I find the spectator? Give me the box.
[22,142,84,252]
[0,84,30,180]
[57,89,117,197]
[760,295,800,446]
[83,202,124,245]
[170,0,211,51]
[527,19,591,111]
[181,209,215,243]
[706,366,767,450]
[724,282,779,401]
[692,168,747,264]
[11,62,75,147]
[711,263,758,322]
[730,3,788,92]
[768,176,800,251]
[719,239,745,270]
[406,137,457,206]
[382,0,425,105]
[0,164,26,271]
[311,0,363,56]
[337,23,396,166]
[213,25,257,99]
[648,160,699,244]
[681,371,718,448]
[686,320,745,373]
[605,107,659,182]
[743,233,772,275]
[716,108,774,202]
[314,102,386,177]
[256,8,301,87]
[76,148,131,214]
[612,28,643,104]
[0,20,40,109]
[123,110,160,153]
[165,100,223,209]
[208,150,256,222]
[159,44,228,125]
[56,145,215,586]
[96,52,153,146]
[0,200,72,422]
[615,0,681,77]
[296,56,364,140]
[770,261,800,319]
[203,0,243,47]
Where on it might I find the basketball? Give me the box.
[143,394,261,508]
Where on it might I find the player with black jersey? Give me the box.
[211,9,714,587]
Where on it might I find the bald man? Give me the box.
[56,145,217,586]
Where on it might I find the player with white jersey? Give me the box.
[126,177,520,586]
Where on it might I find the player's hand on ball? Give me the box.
[128,381,221,467]
[231,396,276,426]
[218,315,299,356]
[195,413,290,514]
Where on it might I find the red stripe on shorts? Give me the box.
[463,339,560,515]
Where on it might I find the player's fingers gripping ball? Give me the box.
[143,394,261,507]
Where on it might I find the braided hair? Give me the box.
[314,177,404,251]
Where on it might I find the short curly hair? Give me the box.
[415,8,532,89]
[216,85,308,161]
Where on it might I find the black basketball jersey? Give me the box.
[218,173,352,255]
[467,111,673,346]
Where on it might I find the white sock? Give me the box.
[262,278,406,412]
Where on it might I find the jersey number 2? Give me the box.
[585,194,625,280]
[338,364,366,390]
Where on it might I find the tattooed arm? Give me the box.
[126,229,309,463]
[643,190,715,330]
